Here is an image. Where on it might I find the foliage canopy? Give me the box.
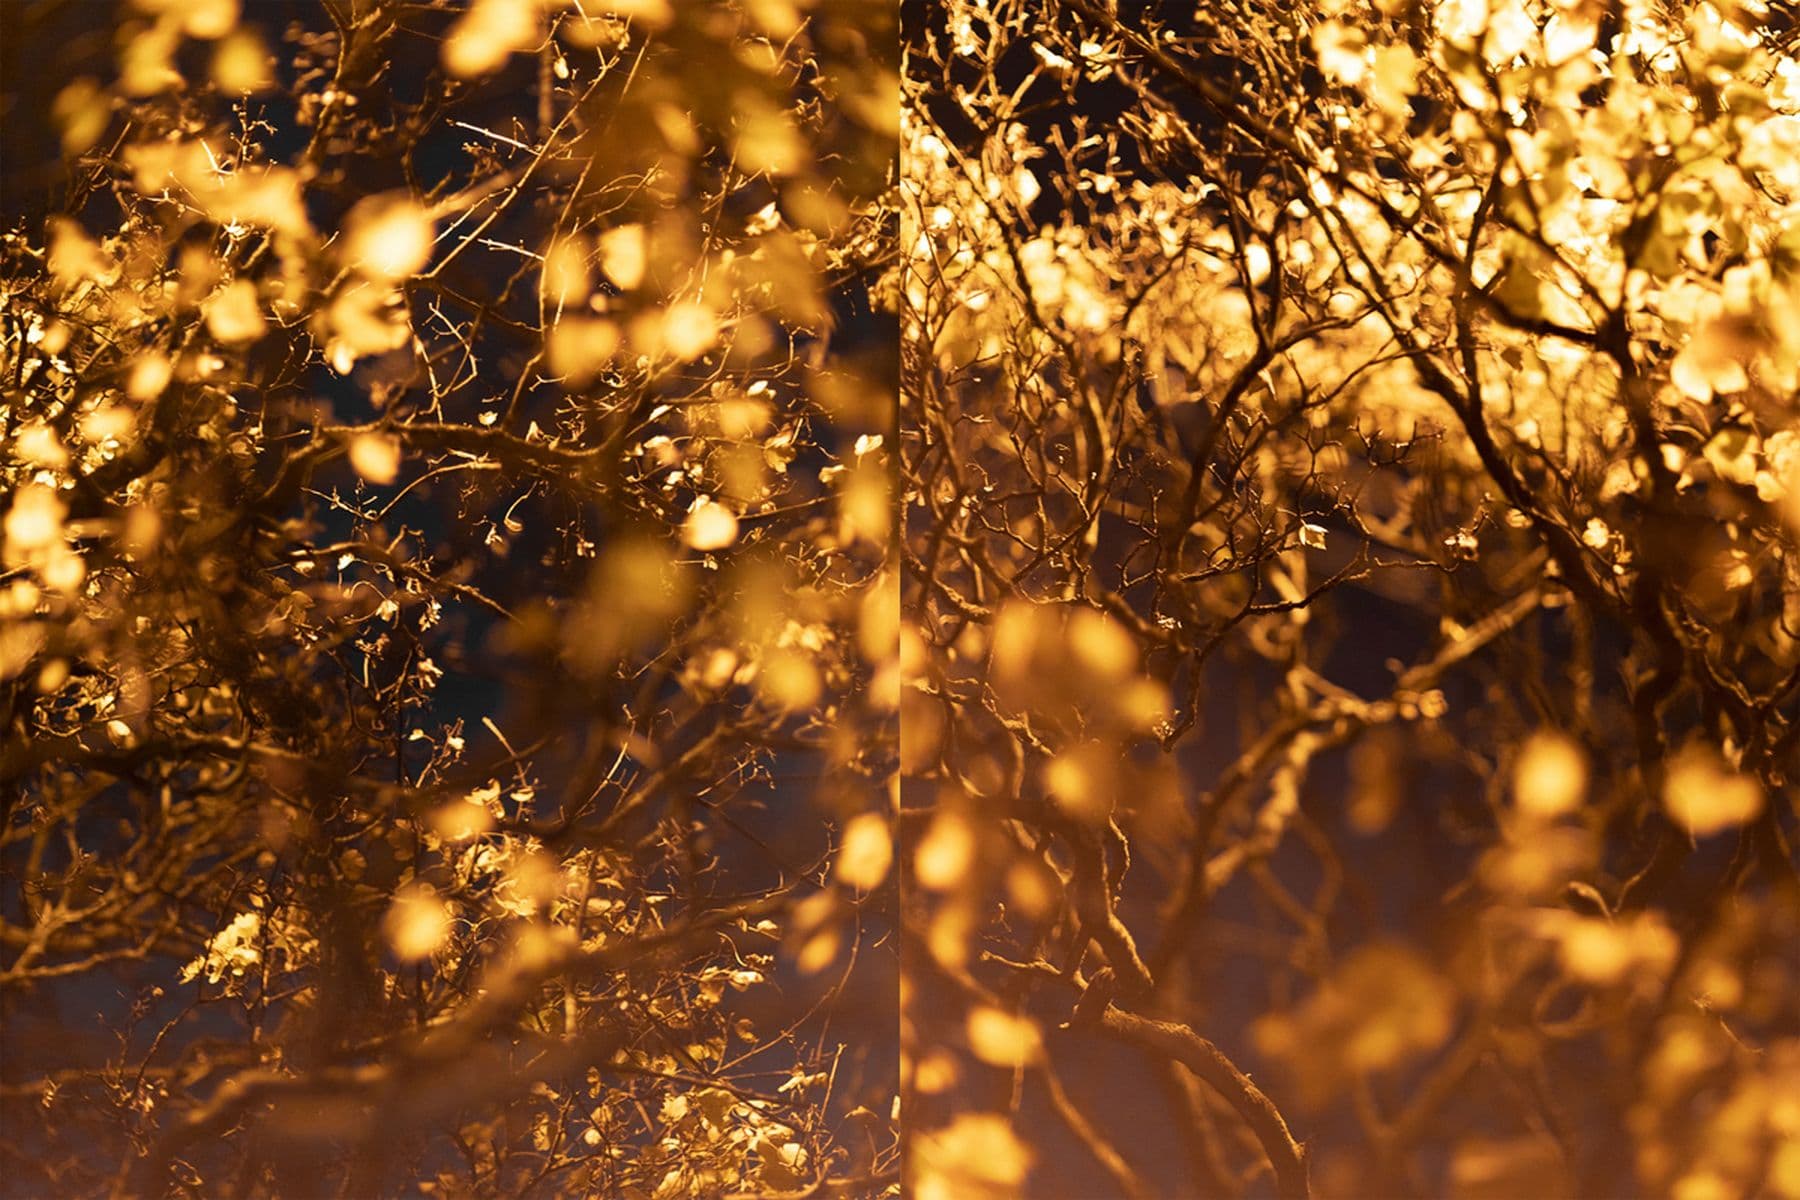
[900,1,1799,1197]
[4,1,897,1196]
[5,1,1800,1198]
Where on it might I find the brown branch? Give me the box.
[1097,1004,1310,1200]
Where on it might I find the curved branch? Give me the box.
[1097,1005,1310,1200]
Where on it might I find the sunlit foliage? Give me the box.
[9,0,1800,1195]
[2,1,897,1195]
[902,1,1799,1196]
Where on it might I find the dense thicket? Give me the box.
[901,2,1799,1196]
[2,2,898,1196]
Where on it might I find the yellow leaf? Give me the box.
[348,432,402,485]
[1253,942,1457,1104]
[756,648,821,711]
[1368,43,1419,117]
[212,29,273,94]
[545,316,620,385]
[913,1114,1031,1196]
[540,236,590,307]
[733,100,806,176]
[204,280,265,344]
[598,224,648,291]
[543,314,622,385]
[13,424,69,469]
[384,885,451,961]
[911,1050,960,1095]
[681,498,739,551]
[430,800,494,843]
[1663,746,1764,837]
[858,570,899,664]
[180,0,239,40]
[838,463,890,546]
[1436,0,1490,45]
[1670,320,1754,400]
[597,0,671,30]
[914,813,974,891]
[835,812,892,890]
[1068,607,1137,679]
[118,22,183,96]
[77,406,131,444]
[795,922,841,975]
[1544,12,1598,65]
[325,281,412,368]
[343,197,434,282]
[1554,913,1676,986]
[4,486,67,554]
[967,1006,1042,1067]
[442,0,540,78]
[46,217,110,289]
[1512,732,1587,819]
[128,353,173,401]
[1312,20,1368,85]
[659,301,718,361]
[52,78,110,156]
[1044,742,1113,824]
